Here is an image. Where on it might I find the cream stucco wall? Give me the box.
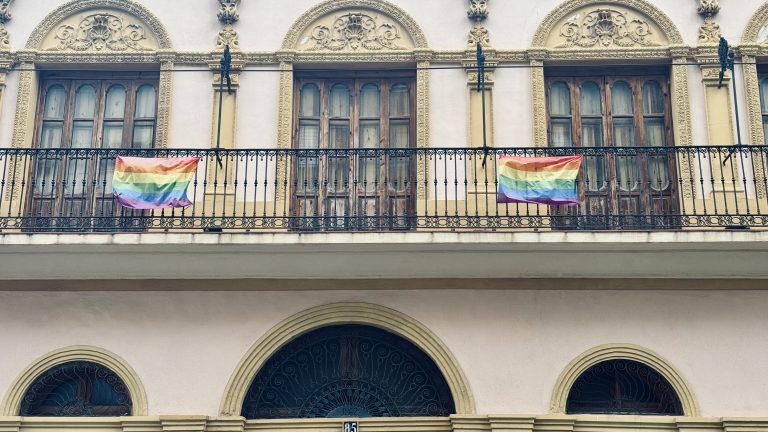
[0,290,766,417]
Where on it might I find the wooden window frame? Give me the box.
[27,72,159,223]
[545,72,679,226]
[291,73,417,230]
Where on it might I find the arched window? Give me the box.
[565,359,683,415]
[241,324,456,419]
[19,361,133,416]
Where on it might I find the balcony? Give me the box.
[2,145,768,282]
[1,146,767,233]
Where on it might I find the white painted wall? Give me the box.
[1,0,768,149]
[168,67,213,149]
[0,290,766,417]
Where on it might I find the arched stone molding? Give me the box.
[7,0,173,167]
[281,0,428,51]
[531,0,684,49]
[743,2,768,46]
[550,343,699,416]
[25,0,171,51]
[0,345,148,416]
[219,302,476,417]
[742,3,768,153]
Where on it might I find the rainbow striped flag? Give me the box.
[113,156,200,210]
[497,155,582,205]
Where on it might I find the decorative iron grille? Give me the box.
[241,324,456,419]
[2,146,768,232]
[19,361,132,416]
[566,359,684,415]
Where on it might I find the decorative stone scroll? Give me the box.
[307,12,406,51]
[532,0,681,49]
[0,0,12,49]
[697,0,721,45]
[467,0,488,22]
[49,13,151,51]
[557,9,657,48]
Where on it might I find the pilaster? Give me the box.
[160,416,207,432]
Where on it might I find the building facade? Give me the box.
[0,1,767,432]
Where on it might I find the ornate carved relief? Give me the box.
[532,0,682,48]
[27,0,171,50]
[743,2,768,45]
[48,13,151,52]
[468,25,490,48]
[307,13,405,51]
[696,0,721,45]
[0,0,12,49]
[416,61,430,199]
[671,60,695,199]
[467,0,488,22]
[218,0,240,25]
[217,0,240,50]
[531,59,547,148]
[557,9,657,48]
[698,18,721,44]
[217,26,239,50]
[697,0,720,17]
[283,0,426,50]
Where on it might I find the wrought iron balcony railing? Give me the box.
[1,146,767,233]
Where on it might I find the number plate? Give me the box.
[343,422,358,432]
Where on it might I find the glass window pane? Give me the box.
[549,81,571,116]
[329,120,349,149]
[616,155,639,192]
[359,120,380,149]
[330,84,350,118]
[105,85,126,119]
[300,84,320,117]
[582,118,603,147]
[74,85,97,119]
[103,122,124,149]
[360,84,380,118]
[644,118,666,147]
[613,117,635,147]
[297,158,319,194]
[34,159,59,195]
[132,121,154,149]
[761,79,768,115]
[642,81,664,115]
[64,158,90,196]
[298,120,320,149]
[580,81,602,116]
[611,81,633,116]
[97,158,117,194]
[43,86,67,120]
[39,123,63,148]
[71,121,94,148]
[389,157,410,194]
[390,120,410,148]
[135,85,157,118]
[358,120,380,193]
[327,155,349,194]
[551,119,572,147]
[763,117,768,145]
[390,84,410,117]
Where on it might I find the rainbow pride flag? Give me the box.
[497,155,582,205]
[113,156,200,210]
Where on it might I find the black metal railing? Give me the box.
[1,146,767,232]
